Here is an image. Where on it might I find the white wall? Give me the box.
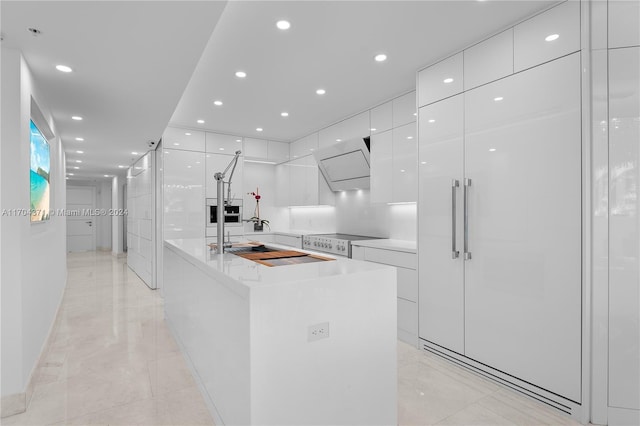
[1,48,67,411]
[242,163,289,233]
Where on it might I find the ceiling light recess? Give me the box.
[71,116,83,121]
[56,65,73,73]
[256,127,263,132]
[213,100,223,106]
[443,78,454,84]
[281,112,289,117]
[374,53,387,62]
[316,88,326,95]
[197,119,205,124]
[545,34,560,42]
[235,71,247,78]
[75,137,84,141]
[276,20,291,30]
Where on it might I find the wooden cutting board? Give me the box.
[234,250,308,261]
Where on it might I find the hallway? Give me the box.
[3,252,580,425]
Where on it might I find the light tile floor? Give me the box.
[3,251,581,426]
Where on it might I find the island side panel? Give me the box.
[163,246,251,426]
[249,266,398,425]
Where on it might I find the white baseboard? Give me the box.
[1,392,26,418]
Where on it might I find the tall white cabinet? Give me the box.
[418,1,582,416]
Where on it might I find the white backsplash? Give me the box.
[289,206,337,233]
[243,162,289,233]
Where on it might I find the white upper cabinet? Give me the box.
[206,132,243,154]
[244,138,269,159]
[163,127,206,152]
[275,163,290,207]
[290,133,318,159]
[392,91,416,128]
[370,101,393,135]
[418,52,463,107]
[318,111,370,148]
[267,141,290,164]
[609,0,640,49]
[370,130,393,203]
[464,29,514,90]
[392,122,417,203]
[287,156,334,207]
[514,1,580,72]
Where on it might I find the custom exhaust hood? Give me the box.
[313,137,371,192]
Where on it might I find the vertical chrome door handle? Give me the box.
[464,178,472,260]
[451,179,460,259]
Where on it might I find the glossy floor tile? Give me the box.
[3,251,581,426]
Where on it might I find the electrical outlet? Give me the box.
[308,322,330,342]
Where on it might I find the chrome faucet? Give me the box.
[214,150,241,254]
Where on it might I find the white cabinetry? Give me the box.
[163,127,206,152]
[274,233,302,248]
[267,141,290,164]
[418,52,463,107]
[163,149,205,241]
[351,244,417,345]
[513,1,580,72]
[464,29,513,90]
[370,101,392,135]
[318,111,370,148]
[206,132,243,154]
[290,133,318,159]
[418,53,582,403]
[244,138,290,164]
[370,130,393,203]
[288,155,334,207]
[609,0,640,49]
[392,91,416,128]
[608,46,640,414]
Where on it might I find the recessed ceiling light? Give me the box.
[407,136,413,140]
[71,116,83,120]
[173,143,180,146]
[443,78,454,84]
[421,161,427,164]
[56,65,73,73]
[489,148,497,152]
[132,151,139,155]
[197,119,205,124]
[336,138,342,142]
[276,20,291,30]
[185,132,191,136]
[370,128,377,131]
[75,160,82,163]
[236,139,242,142]
[219,148,225,151]
[187,166,192,169]
[374,53,387,62]
[545,34,560,42]
[316,88,326,95]
[72,166,79,169]
[76,150,84,154]
[413,112,417,116]
[494,96,504,102]
[75,137,84,141]
[214,100,223,106]
[235,71,247,78]
[196,161,201,164]
[428,119,436,123]
[400,169,406,173]
[256,127,263,132]
[68,173,74,176]
[118,165,126,168]
[104,175,111,177]
[281,112,289,117]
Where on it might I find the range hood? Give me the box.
[313,137,371,192]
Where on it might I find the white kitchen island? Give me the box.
[163,238,397,426]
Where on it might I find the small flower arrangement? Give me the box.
[247,187,270,231]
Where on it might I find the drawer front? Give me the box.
[418,52,463,107]
[397,267,418,302]
[274,234,302,248]
[514,1,580,72]
[398,298,417,335]
[351,245,365,260]
[364,247,416,269]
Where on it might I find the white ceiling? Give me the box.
[2,0,559,180]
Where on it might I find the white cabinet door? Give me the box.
[608,46,640,411]
[418,94,465,354]
[392,91,416,128]
[206,132,243,154]
[513,1,580,72]
[205,153,244,200]
[464,53,582,402]
[163,149,205,240]
[370,130,393,203]
[418,52,463,107]
[268,141,290,164]
[609,0,640,49]
[370,101,393,135]
[318,111,370,148]
[275,163,290,207]
[163,127,206,152]
[244,138,269,159]
[392,122,417,203]
[464,29,513,90]
[290,133,318,159]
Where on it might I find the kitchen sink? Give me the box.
[225,244,276,254]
